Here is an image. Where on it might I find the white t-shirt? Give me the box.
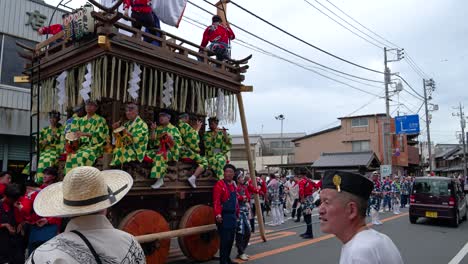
[339,229,404,264]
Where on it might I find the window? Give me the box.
[352,140,370,152]
[270,141,281,148]
[351,117,369,127]
[413,179,451,196]
[1,35,37,88]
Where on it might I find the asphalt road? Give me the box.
[169,207,468,264]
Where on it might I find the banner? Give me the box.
[152,0,187,28]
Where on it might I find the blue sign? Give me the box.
[395,114,420,135]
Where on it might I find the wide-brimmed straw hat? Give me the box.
[34,166,133,218]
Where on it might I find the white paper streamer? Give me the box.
[216,89,225,122]
[128,63,141,100]
[162,74,174,107]
[56,71,67,106]
[80,63,92,101]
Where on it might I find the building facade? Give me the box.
[293,114,420,175]
[0,0,65,174]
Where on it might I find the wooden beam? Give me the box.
[240,85,253,92]
[35,31,65,51]
[135,224,217,243]
[236,93,267,242]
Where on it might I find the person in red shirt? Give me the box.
[235,170,254,261]
[200,15,235,61]
[298,170,316,239]
[123,0,159,42]
[248,173,266,233]
[213,164,239,264]
[0,184,25,264]
[26,167,62,255]
[0,171,12,197]
[37,24,63,36]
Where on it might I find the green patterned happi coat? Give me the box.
[203,129,232,179]
[65,114,109,174]
[111,116,149,166]
[178,121,208,169]
[148,123,182,179]
[22,126,64,183]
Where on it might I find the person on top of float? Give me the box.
[148,111,182,189]
[203,117,232,180]
[65,100,109,174]
[178,113,208,189]
[200,15,236,61]
[22,111,64,183]
[110,102,149,168]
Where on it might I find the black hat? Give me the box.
[159,111,171,118]
[322,170,373,200]
[208,117,219,123]
[223,164,236,172]
[85,100,98,106]
[179,113,189,119]
[48,111,61,119]
[212,15,223,23]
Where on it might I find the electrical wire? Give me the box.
[184,16,384,90]
[395,75,424,100]
[182,17,384,97]
[187,0,385,84]
[303,0,387,49]
[199,0,385,75]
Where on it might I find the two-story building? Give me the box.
[0,0,65,174]
[293,114,420,175]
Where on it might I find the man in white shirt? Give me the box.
[318,170,403,264]
[26,166,146,263]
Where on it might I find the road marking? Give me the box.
[249,231,296,245]
[238,213,409,262]
[448,242,468,264]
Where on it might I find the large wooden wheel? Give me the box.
[178,205,220,261]
[119,210,171,264]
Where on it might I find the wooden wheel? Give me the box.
[178,205,220,261]
[119,210,171,264]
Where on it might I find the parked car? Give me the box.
[409,176,468,227]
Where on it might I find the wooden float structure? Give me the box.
[17,0,266,263]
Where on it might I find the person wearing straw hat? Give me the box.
[22,111,64,183]
[65,100,109,174]
[148,111,182,189]
[25,166,145,264]
[319,170,403,264]
[178,113,208,188]
[204,117,232,180]
[110,103,149,167]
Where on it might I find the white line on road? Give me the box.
[448,242,468,264]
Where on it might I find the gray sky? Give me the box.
[45,0,468,144]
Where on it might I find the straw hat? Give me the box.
[34,166,133,218]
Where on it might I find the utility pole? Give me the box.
[453,103,468,178]
[383,47,391,166]
[382,48,404,173]
[424,79,437,173]
[423,79,432,172]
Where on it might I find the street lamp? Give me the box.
[275,114,285,164]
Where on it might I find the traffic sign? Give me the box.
[395,114,420,135]
[380,165,392,177]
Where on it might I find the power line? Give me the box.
[187,1,385,84]
[322,0,431,81]
[323,0,401,49]
[395,75,425,100]
[312,95,383,133]
[182,17,383,97]
[184,16,384,90]
[303,0,388,49]
[201,0,385,75]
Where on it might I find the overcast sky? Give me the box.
[45,0,468,144]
